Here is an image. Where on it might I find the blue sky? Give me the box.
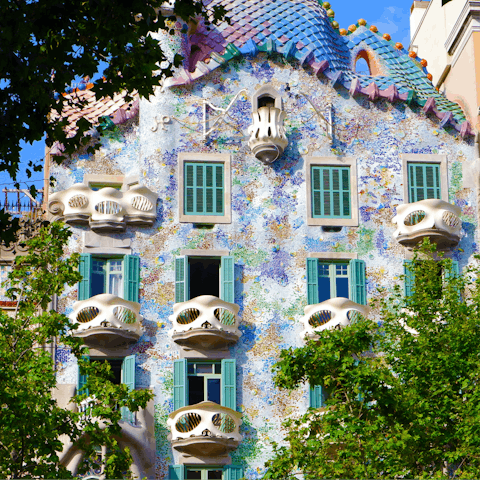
[0,0,411,193]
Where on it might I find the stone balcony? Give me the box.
[392,199,462,250]
[70,294,142,348]
[169,295,242,350]
[247,106,288,164]
[301,297,370,339]
[48,183,157,231]
[167,401,242,457]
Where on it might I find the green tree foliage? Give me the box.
[0,222,153,477]
[264,245,480,479]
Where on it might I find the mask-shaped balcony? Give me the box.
[247,106,288,164]
[169,295,242,350]
[48,183,158,231]
[167,401,242,457]
[301,297,370,339]
[70,294,142,347]
[392,199,462,250]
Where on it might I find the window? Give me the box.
[179,153,231,224]
[169,465,243,480]
[306,258,366,305]
[78,253,140,302]
[403,259,459,299]
[0,264,11,299]
[173,358,236,411]
[306,157,358,226]
[174,254,234,304]
[84,173,126,191]
[401,154,448,203]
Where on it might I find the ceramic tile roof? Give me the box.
[166,0,472,136]
[50,85,139,154]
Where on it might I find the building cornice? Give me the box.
[445,1,480,54]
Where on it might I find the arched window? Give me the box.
[355,51,372,75]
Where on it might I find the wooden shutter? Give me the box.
[215,164,224,214]
[121,355,136,423]
[224,465,244,480]
[445,260,459,279]
[349,259,366,305]
[408,163,441,202]
[309,385,325,408]
[221,255,235,303]
[185,163,195,214]
[306,258,319,305]
[173,359,188,411]
[404,260,415,298]
[312,166,351,218]
[124,255,140,302]
[168,465,185,480]
[77,355,89,396]
[174,256,188,303]
[221,359,236,410]
[78,253,93,300]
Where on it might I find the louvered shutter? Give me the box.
[174,256,188,303]
[124,255,140,302]
[306,258,319,305]
[349,259,366,305]
[78,254,93,300]
[445,260,460,299]
[173,359,188,410]
[224,465,244,480]
[221,256,235,303]
[408,163,441,202]
[215,164,224,214]
[121,355,136,423]
[77,355,89,396]
[221,359,236,410]
[168,465,185,480]
[404,260,415,298]
[309,385,324,408]
[185,163,195,214]
[312,166,322,217]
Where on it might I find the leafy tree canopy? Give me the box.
[0,222,153,477]
[264,243,480,479]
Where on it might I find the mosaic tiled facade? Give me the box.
[47,1,479,478]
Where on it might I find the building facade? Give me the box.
[46,0,478,478]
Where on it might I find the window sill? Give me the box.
[307,217,358,227]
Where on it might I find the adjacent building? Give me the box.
[45,0,479,478]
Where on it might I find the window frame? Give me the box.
[401,154,448,203]
[91,257,124,297]
[179,153,231,224]
[306,156,358,226]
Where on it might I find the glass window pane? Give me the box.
[208,471,223,479]
[207,378,221,404]
[214,363,222,374]
[318,277,331,302]
[196,363,213,374]
[188,376,204,405]
[186,469,202,479]
[336,277,349,298]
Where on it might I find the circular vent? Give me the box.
[131,195,153,211]
[77,306,100,323]
[308,310,332,327]
[175,412,201,433]
[212,412,236,433]
[214,308,235,326]
[404,210,426,226]
[68,195,88,208]
[95,201,121,215]
[177,308,200,325]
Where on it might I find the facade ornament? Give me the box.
[151,115,172,132]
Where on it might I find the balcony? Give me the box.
[70,294,142,347]
[301,297,370,339]
[247,106,288,164]
[169,295,242,350]
[392,199,462,250]
[48,183,157,231]
[167,401,242,457]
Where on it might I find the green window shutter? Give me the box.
[306,258,319,305]
[78,253,93,300]
[408,163,441,202]
[404,260,415,298]
[77,355,90,396]
[309,385,324,408]
[311,166,351,218]
[224,465,244,480]
[123,255,140,302]
[445,260,460,279]
[349,259,366,305]
[121,355,136,423]
[184,162,224,215]
[175,256,188,303]
[173,359,188,410]
[221,255,235,303]
[168,465,185,480]
[221,358,236,410]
